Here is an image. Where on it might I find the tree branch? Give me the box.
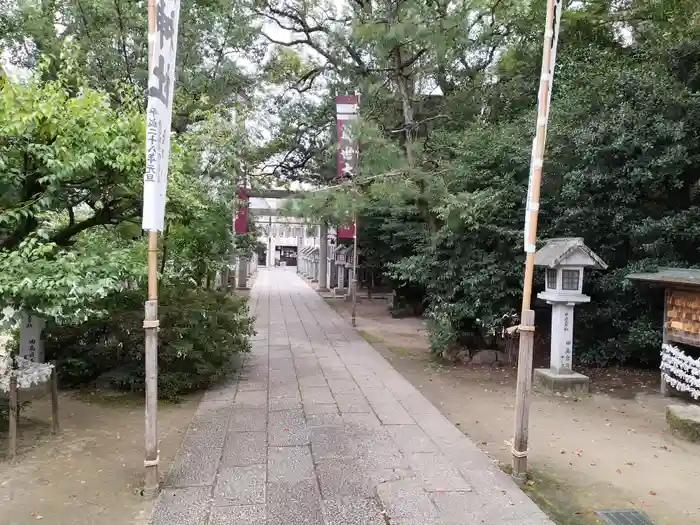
[113,0,135,87]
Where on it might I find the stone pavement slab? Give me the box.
[149,268,554,525]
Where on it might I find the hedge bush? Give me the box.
[45,286,254,400]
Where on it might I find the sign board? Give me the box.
[142,0,182,232]
[666,289,700,347]
[336,95,359,239]
[19,311,45,363]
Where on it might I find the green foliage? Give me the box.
[45,286,254,400]
[0,0,262,131]
[0,3,263,403]
[0,57,144,249]
[0,57,145,323]
[0,235,144,325]
[5,0,700,375]
[261,0,700,367]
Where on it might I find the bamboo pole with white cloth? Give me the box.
[511,0,563,481]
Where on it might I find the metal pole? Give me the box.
[511,0,559,481]
[268,216,273,268]
[143,0,160,497]
[351,213,358,327]
[350,90,361,327]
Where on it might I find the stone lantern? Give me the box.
[296,246,303,274]
[300,246,310,276]
[297,246,305,274]
[533,237,607,394]
[310,247,320,282]
[335,246,348,295]
[298,246,305,275]
[344,246,356,303]
[328,240,337,291]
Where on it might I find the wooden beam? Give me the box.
[248,208,285,217]
[248,189,300,199]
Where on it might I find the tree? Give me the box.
[1,0,262,131]
[0,57,146,322]
[257,0,700,367]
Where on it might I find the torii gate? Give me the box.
[242,189,331,290]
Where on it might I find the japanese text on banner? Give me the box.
[142,0,181,232]
[335,95,359,239]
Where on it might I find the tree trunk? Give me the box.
[390,23,439,239]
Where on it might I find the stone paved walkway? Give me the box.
[149,268,554,525]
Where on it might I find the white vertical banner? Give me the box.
[142,0,181,232]
[523,137,536,248]
[524,0,562,251]
[545,0,563,135]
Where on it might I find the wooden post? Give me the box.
[143,0,160,498]
[9,374,17,461]
[50,361,59,434]
[661,287,670,396]
[512,309,535,479]
[511,0,559,481]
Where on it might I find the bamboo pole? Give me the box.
[511,0,558,481]
[143,0,160,498]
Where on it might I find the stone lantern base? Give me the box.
[534,368,590,395]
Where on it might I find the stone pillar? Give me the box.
[236,256,248,289]
[312,259,318,282]
[549,303,574,373]
[330,259,337,290]
[336,265,346,295]
[221,265,230,292]
[319,223,329,291]
[228,250,236,288]
[534,301,589,394]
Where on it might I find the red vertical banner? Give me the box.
[234,187,248,234]
[336,95,359,239]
